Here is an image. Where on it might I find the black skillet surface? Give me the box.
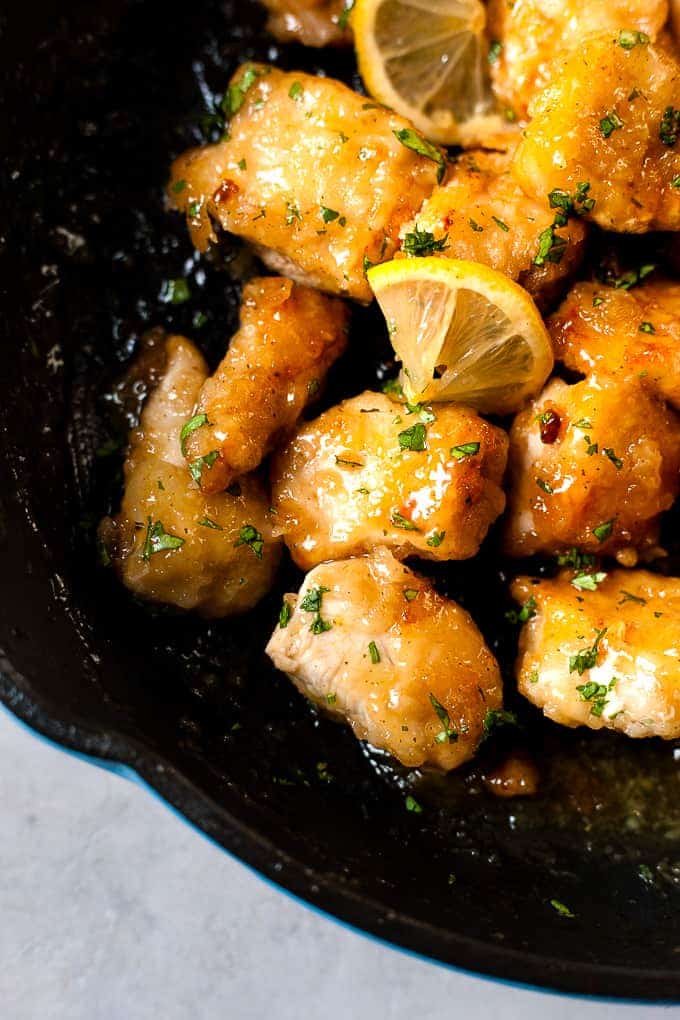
[2,0,680,999]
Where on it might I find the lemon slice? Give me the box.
[368,257,553,414]
[352,0,514,147]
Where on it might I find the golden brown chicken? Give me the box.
[183,277,349,494]
[271,390,508,570]
[99,335,281,616]
[169,64,443,303]
[261,0,351,46]
[512,35,680,233]
[266,548,503,769]
[487,0,669,120]
[400,149,588,309]
[512,570,680,739]
[549,278,680,411]
[503,374,680,561]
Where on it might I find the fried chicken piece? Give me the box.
[184,277,349,494]
[169,64,443,303]
[271,391,508,570]
[512,35,680,233]
[401,149,588,309]
[99,335,281,616]
[261,0,351,46]
[503,375,680,560]
[512,570,680,739]
[266,548,503,769]
[549,279,680,411]
[487,0,668,120]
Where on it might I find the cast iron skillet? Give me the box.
[2,0,680,999]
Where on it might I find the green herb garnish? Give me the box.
[569,628,607,675]
[429,693,458,744]
[234,523,264,559]
[393,128,446,183]
[142,518,185,561]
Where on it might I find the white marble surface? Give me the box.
[0,709,675,1020]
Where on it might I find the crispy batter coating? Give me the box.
[169,64,442,302]
[184,277,349,494]
[512,35,680,233]
[401,149,588,309]
[271,391,508,570]
[487,0,668,119]
[266,548,503,770]
[512,570,680,739]
[99,335,281,617]
[549,278,680,411]
[503,375,680,560]
[261,0,351,46]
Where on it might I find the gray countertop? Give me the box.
[0,709,673,1019]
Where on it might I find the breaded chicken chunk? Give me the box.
[400,149,588,309]
[503,375,680,560]
[183,277,349,494]
[512,35,680,233]
[549,279,680,411]
[266,548,503,769]
[512,570,680,739]
[487,0,668,119]
[271,391,508,570]
[261,0,351,46]
[169,64,443,302]
[99,335,281,616]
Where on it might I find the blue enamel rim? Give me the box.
[3,700,678,1007]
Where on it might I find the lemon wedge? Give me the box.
[352,0,514,147]
[368,257,553,414]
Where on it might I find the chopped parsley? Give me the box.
[405,402,436,423]
[638,864,654,886]
[188,450,219,484]
[483,708,519,737]
[391,512,420,531]
[488,40,502,64]
[603,447,623,470]
[234,524,264,559]
[576,676,616,717]
[450,442,480,460]
[402,228,449,257]
[288,81,303,101]
[285,202,302,225]
[605,263,656,290]
[492,215,510,232]
[335,455,364,468]
[337,0,354,29]
[534,224,568,267]
[558,548,596,570]
[222,65,263,118]
[405,795,423,814]
[550,899,575,918]
[160,278,191,304]
[639,321,655,334]
[382,377,404,397]
[548,181,595,215]
[278,601,292,629]
[393,128,446,183]
[429,693,458,744]
[469,218,484,232]
[320,205,340,223]
[171,179,187,194]
[660,107,680,147]
[571,571,607,591]
[505,596,537,625]
[618,29,649,49]
[398,423,427,451]
[142,518,185,561]
[427,530,445,548]
[180,413,209,456]
[368,641,381,664]
[536,477,554,494]
[403,588,419,602]
[600,110,623,138]
[569,628,607,675]
[592,519,614,543]
[672,175,680,189]
[192,310,208,329]
[197,517,222,531]
[300,586,332,634]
